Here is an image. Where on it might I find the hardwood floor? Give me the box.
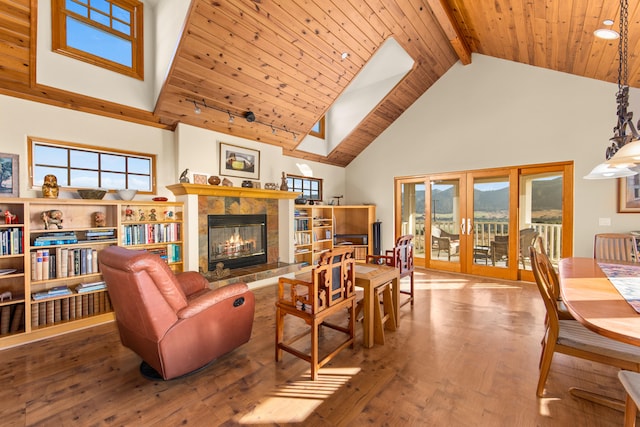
[0,268,629,426]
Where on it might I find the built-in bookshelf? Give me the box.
[0,197,183,349]
[293,205,376,267]
[293,207,312,267]
[119,201,183,271]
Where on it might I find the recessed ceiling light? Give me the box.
[594,28,620,40]
[341,52,349,60]
[603,19,615,26]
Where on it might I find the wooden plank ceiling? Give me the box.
[1,0,640,167]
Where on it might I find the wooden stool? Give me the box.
[373,281,397,345]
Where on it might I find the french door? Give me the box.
[395,162,573,281]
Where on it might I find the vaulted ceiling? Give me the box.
[1,0,639,167]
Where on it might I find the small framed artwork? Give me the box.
[219,142,260,180]
[618,175,640,212]
[192,173,208,185]
[0,153,18,198]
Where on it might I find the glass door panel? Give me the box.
[467,170,518,280]
[428,176,464,272]
[398,180,426,262]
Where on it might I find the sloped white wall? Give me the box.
[346,54,637,257]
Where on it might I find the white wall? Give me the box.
[174,123,346,200]
[0,95,175,200]
[0,96,346,203]
[36,0,188,110]
[346,54,639,257]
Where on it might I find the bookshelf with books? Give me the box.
[119,201,183,273]
[0,197,184,350]
[26,199,118,336]
[293,207,312,267]
[0,201,26,339]
[311,206,334,265]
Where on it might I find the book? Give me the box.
[0,306,10,334]
[10,304,23,332]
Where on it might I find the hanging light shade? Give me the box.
[584,162,637,179]
[585,0,640,178]
[605,139,640,167]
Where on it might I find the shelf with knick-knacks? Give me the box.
[119,201,183,271]
[0,197,184,350]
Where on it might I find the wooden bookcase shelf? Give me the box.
[0,197,184,349]
[293,205,376,267]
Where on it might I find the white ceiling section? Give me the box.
[297,37,415,157]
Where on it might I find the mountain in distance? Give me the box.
[412,177,562,213]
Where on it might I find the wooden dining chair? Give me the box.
[530,237,573,321]
[594,233,639,263]
[530,248,640,398]
[275,246,356,380]
[367,234,415,307]
[619,370,640,427]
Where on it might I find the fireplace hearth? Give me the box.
[208,214,267,270]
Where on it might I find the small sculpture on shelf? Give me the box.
[125,205,134,221]
[4,210,17,224]
[179,168,190,183]
[41,174,59,199]
[280,172,288,191]
[222,177,233,187]
[164,210,174,220]
[0,291,11,302]
[138,209,145,221]
[208,175,221,185]
[93,211,106,227]
[41,209,63,230]
[149,209,157,221]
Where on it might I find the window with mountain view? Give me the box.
[29,138,155,193]
[51,0,144,79]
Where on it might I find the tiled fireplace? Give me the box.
[168,184,300,286]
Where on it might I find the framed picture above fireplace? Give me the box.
[219,142,260,180]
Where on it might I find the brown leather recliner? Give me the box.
[99,246,255,380]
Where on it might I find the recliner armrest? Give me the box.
[177,283,251,319]
[175,271,209,296]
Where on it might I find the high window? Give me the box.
[51,0,144,79]
[29,137,155,193]
[286,174,322,201]
[309,117,325,139]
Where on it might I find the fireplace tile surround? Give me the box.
[167,184,300,286]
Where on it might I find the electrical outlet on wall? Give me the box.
[598,217,611,226]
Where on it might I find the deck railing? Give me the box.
[403,221,563,263]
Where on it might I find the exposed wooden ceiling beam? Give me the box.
[426,0,472,65]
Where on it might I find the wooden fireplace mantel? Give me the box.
[167,183,301,200]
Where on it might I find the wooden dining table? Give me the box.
[558,256,640,409]
[294,263,400,349]
[559,257,640,346]
[354,264,400,348]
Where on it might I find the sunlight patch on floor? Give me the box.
[414,278,469,290]
[538,397,561,416]
[238,367,360,424]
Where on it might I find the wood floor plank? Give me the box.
[0,268,631,425]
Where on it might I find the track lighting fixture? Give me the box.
[187,98,300,141]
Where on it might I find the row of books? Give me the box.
[121,223,181,246]
[0,227,23,255]
[0,304,23,335]
[33,231,78,246]
[294,231,311,245]
[30,248,99,281]
[30,292,111,327]
[32,281,107,301]
[85,229,116,241]
[294,218,309,231]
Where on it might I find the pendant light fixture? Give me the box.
[585,0,640,179]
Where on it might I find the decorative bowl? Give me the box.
[77,189,107,200]
[117,189,137,201]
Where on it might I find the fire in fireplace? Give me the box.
[208,214,267,270]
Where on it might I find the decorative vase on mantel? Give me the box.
[280,172,288,191]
